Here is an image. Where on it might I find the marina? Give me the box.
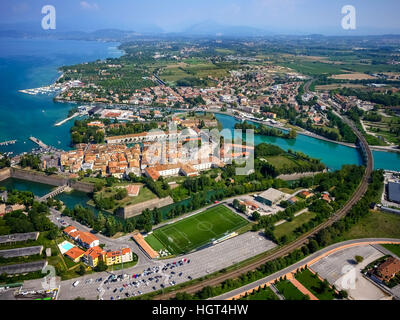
[0,140,16,146]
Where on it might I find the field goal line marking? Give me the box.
[154,229,181,254]
[215,207,245,229]
[158,227,186,253]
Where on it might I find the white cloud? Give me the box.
[80,1,99,10]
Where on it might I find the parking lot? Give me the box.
[58,231,276,300]
[310,244,391,300]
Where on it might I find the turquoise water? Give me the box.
[0,38,398,210]
[0,38,123,155]
[54,190,92,209]
[61,242,75,252]
[0,178,54,197]
[215,113,400,171]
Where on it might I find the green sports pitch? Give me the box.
[149,205,249,255]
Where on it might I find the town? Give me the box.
[1,19,400,304]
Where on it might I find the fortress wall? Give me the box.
[10,168,67,186]
[117,196,174,219]
[0,167,11,182]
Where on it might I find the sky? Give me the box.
[0,0,400,35]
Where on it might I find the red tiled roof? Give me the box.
[65,247,85,260]
[78,232,99,246]
[63,226,76,234]
[84,246,105,259]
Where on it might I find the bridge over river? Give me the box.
[37,185,68,202]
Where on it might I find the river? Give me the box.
[215,113,400,172]
[0,38,399,208]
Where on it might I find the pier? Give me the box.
[54,113,79,126]
[29,137,48,149]
[0,140,17,146]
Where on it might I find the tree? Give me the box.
[76,264,86,276]
[339,290,348,299]
[251,211,261,221]
[46,229,59,240]
[288,129,297,139]
[354,255,364,264]
[95,260,108,272]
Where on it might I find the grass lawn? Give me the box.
[382,244,400,258]
[89,185,157,212]
[340,211,400,240]
[294,269,335,300]
[240,286,279,300]
[274,211,317,239]
[275,280,306,300]
[152,205,249,255]
[263,154,312,173]
[80,177,105,184]
[109,259,138,271]
[145,233,167,252]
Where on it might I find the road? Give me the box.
[211,238,400,300]
[56,232,276,300]
[150,80,374,300]
[48,205,277,300]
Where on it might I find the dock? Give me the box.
[54,113,79,126]
[0,140,17,146]
[29,137,48,149]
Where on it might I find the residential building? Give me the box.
[64,247,85,263]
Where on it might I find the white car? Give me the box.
[73,281,80,287]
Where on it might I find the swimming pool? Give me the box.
[59,241,75,254]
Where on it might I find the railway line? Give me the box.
[152,102,374,300]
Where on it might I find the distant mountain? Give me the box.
[0,26,143,41]
[182,20,270,36]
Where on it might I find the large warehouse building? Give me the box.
[388,181,400,204]
[255,188,286,206]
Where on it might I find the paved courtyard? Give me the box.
[310,245,391,300]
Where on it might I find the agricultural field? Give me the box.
[315,83,367,91]
[280,55,400,76]
[362,115,400,145]
[149,205,249,255]
[331,72,376,80]
[160,61,231,84]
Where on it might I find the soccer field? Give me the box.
[150,205,249,255]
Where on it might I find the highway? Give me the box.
[151,80,375,300]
